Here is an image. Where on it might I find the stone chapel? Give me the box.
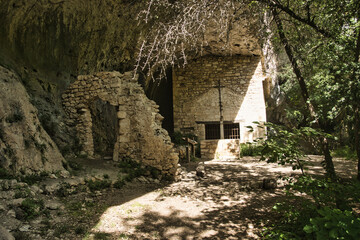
[173,55,268,159]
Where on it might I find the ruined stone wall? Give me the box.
[173,55,267,143]
[62,72,178,175]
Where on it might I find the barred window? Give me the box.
[224,123,240,139]
[205,124,220,140]
[205,123,240,140]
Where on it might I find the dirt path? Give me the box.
[2,156,355,239]
[83,156,357,240]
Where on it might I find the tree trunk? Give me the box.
[272,8,337,181]
[355,108,360,181]
[353,22,360,180]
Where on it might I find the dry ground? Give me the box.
[76,156,357,240]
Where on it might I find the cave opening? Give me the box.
[89,98,118,158]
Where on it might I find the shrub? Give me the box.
[20,198,44,220]
[240,143,262,157]
[304,207,360,239]
[262,176,360,239]
[20,173,48,185]
[87,179,111,192]
[332,145,357,160]
[0,167,14,179]
[113,178,125,189]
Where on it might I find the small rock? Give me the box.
[2,181,10,190]
[0,225,15,240]
[11,198,25,206]
[59,170,70,178]
[9,180,18,189]
[0,204,6,212]
[263,178,277,190]
[196,163,206,178]
[45,200,62,210]
[44,182,60,193]
[49,174,57,179]
[30,185,42,194]
[19,225,31,232]
[7,209,16,218]
[137,176,148,183]
[0,191,15,200]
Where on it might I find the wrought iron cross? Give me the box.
[213,79,225,139]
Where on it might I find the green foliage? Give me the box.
[288,176,360,210]
[86,179,111,192]
[257,122,335,173]
[0,167,14,179]
[53,224,71,238]
[68,160,82,171]
[20,172,48,185]
[113,178,126,189]
[20,198,44,220]
[118,157,161,181]
[332,145,357,161]
[94,232,111,240]
[75,226,86,235]
[304,207,360,240]
[14,188,31,199]
[263,176,360,239]
[240,142,262,157]
[55,182,72,197]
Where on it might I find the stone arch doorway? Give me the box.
[89,98,118,158]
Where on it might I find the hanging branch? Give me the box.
[135,0,240,82]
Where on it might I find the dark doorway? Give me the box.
[89,99,118,157]
[143,68,174,135]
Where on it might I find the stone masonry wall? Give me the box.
[62,72,178,175]
[201,139,241,160]
[173,55,267,143]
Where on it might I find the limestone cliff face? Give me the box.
[0,66,64,174]
[0,0,142,151]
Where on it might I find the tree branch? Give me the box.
[257,0,333,39]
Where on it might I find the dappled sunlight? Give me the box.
[86,156,357,239]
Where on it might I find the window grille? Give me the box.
[224,123,240,139]
[205,124,220,140]
[205,123,240,140]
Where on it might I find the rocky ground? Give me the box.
[0,156,357,240]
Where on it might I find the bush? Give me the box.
[0,167,14,179]
[20,172,48,185]
[20,198,44,220]
[86,179,111,192]
[262,176,360,239]
[332,145,357,160]
[304,207,360,239]
[240,143,262,157]
[113,178,125,189]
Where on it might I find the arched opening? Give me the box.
[89,98,118,158]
